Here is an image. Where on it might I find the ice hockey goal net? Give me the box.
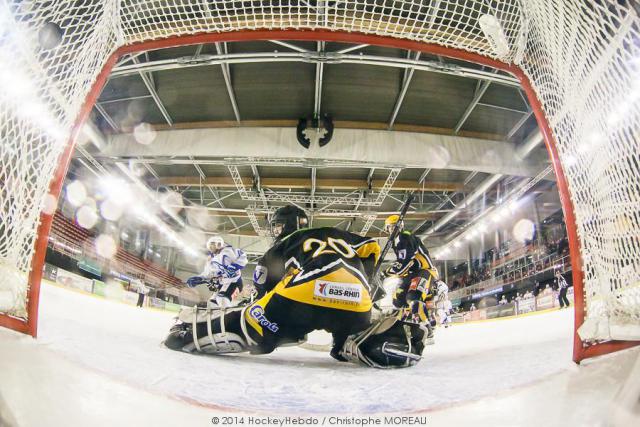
[0,1,638,361]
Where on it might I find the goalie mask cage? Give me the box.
[0,1,638,363]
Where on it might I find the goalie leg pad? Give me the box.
[183,332,247,354]
[166,306,255,354]
[340,316,424,368]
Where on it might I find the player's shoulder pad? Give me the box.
[219,245,237,257]
[397,230,415,244]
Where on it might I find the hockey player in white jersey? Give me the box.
[186,236,248,308]
[434,280,451,328]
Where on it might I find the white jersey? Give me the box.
[201,244,248,284]
[435,281,449,309]
[435,282,452,326]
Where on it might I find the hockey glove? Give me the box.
[385,262,404,276]
[186,276,207,287]
[207,279,222,293]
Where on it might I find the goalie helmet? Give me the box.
[206,235,225,253]
[270,205,308,241]
[384,214,404,235]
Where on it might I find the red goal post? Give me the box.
[1,1,638,363]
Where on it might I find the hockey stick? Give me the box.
[370,191,416,301]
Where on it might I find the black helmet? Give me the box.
[270,205,309,241]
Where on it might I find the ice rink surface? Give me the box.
[1,283,639,426]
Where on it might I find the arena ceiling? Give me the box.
[71,39,557,254]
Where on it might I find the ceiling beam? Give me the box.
[418,168,431,184]
[227,165,266,235]
[336,44,369,54]
[94,104,118,131]
[388,52,420,129]
[268,40,309,53]
[314,41,325,117]
[97,94,153,105]
[215,42,241,122]
[178,207,443,221]
[507,110,534,140]
[111,51,520,88]
[132,57,173,126]
[311,167,317,198]
[250,164,268,209]
[189,156,238,229]
[454,79,491,134]
[156,176,465,192]
[477,102,529,114]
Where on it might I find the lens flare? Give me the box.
[513,219,535,243]
[76,205,98,229]
[95,234,117,259]
[133,122,157,145]
[66,180,87,207]
[100,198,124,221]
[41,193,57,215]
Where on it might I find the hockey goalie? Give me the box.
[164,205,428,368]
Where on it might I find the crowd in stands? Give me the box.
[445,223,570,295]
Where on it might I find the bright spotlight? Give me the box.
[513,219,535,243]
[99,176,132,204]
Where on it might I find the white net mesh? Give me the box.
[0,1,638,342]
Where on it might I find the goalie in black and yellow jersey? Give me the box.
[164,205,428,368]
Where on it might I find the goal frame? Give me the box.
[1,29,637,362]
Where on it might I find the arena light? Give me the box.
[99,176,133,203]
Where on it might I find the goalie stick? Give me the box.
[369,191,416,302]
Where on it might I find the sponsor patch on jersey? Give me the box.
[314,280,362,303]
[398,249,407,260]
[253,265,267,285]
[248,305,279,333]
